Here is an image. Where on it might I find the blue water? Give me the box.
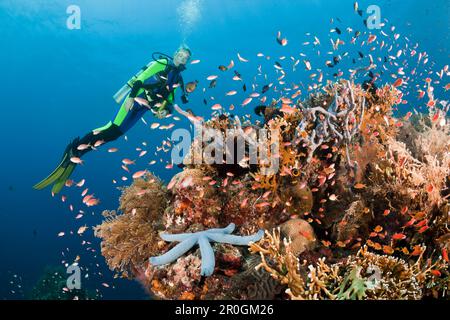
[0,0,448,299]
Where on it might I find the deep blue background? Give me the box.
[0,0,448,299]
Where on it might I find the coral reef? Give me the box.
[95,80,449,299]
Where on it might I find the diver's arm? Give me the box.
[179,76,189,104]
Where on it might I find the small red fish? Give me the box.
[70,157,83,165]
[255,202,271,208]
[403,218,416,228]
[132,170,147,179]
[65,180,74,187]
[404,112,412,121]
[241,97,253,106]
[432,112,439,122]
[368,34,377,44]
[86,198,100,207]
[393,78,403,87]
[94,140,105,148]
[280,104,296,114]
[411,245,423,256]
[442,248,449,262]
[392,233,407,240]
[139,150,147,158]
[430,270,441,277]
[262,191,271,199]
[122,159,135,165]
[222,178,228,187]
[416,219,428,228]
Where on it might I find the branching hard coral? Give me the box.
[249,228,306,297]
[253,237,448,300]
[344,246,448,299]
[149,223,264,276]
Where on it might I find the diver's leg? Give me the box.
[113,100,148,133]
[74,122,123,157]
[46,123,123,193]
[34,100,144,193]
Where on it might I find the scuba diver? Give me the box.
[33,45,192,194]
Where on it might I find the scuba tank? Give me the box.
[112,52,173,104]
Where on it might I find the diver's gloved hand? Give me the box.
[155,108,168,119]
[154,100,170,119]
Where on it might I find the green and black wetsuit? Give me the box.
[34,58,184,194]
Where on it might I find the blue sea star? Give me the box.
[149,223,264,276]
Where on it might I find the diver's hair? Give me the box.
[176,44,192,56]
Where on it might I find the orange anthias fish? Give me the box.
[122,159,135,165]
[393,78,403,87]
[392,233,407,240]
[132,170,147,179]
[70,157,84,165]
[442,248,449,262]
[280,104,297,114]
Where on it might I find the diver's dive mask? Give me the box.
[173,48,191,66]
